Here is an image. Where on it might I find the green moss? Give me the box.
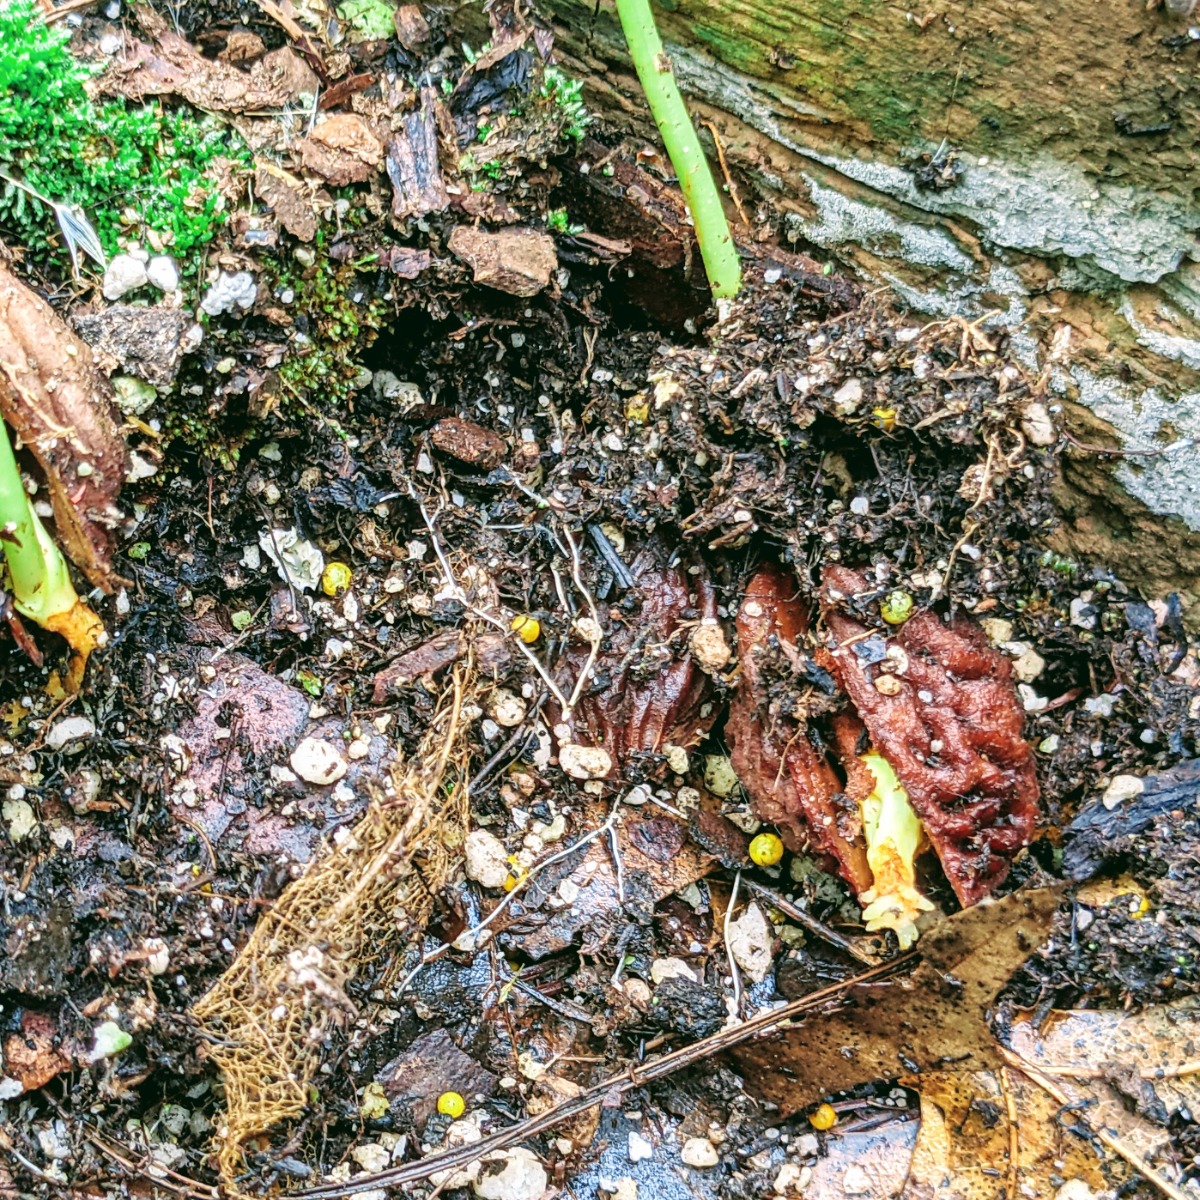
[267,246,388,413]
[0,0,248,276]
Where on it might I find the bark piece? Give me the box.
[820,565,1040,906]
[430,417,507,469]
[386,87,450,221]
[384,245,432,278]
[727,564,873,894]
[111,6,318,110]
[448,226,557,298]
[72,305,198,390]
[393,4,430,49]
[372,631,465,702]
[298,114,383,186]
[372,630,510,702]
[2,1011,71,1093]
[254,164,318,241]
[0,263,129,592]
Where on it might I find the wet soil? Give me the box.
[1,6,1198,1198]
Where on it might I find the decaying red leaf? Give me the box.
[0,263,129,592]
[726,564,872,893]
[550,536,720,776]
[729,561,1039,911]
[820,565,1040,906]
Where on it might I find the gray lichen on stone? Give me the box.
[1056,367,1200,531]
[808,149,1199,285]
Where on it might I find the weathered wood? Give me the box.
[517,0,1200,614]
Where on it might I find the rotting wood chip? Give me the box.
[448,226,557,298]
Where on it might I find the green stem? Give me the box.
[614,0,741,299]
[0,420,76,624]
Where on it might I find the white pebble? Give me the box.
[289,737,348,785]
[46,715,96,750]
[1102,774,1144,810]
[102,253,148,300]
[680,1138,719,1169]
[464,829,510,890]
[627,1132,653,1163]
[559,743,613,780]
[146,255,179,292]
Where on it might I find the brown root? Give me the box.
[191,664,476,1185]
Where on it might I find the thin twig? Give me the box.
[1001,1047,1190,1200]
[724,868,744,1016]
[741,877,879,965]
[393,799,625,996]
[291,954,912,1199]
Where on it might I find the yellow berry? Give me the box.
[871,406,897,432]
[321,561,353,597]
[880,589,914,625]
[809,1103,837,1131]
[510,614,541,644]
[436,1091,466,1119]
[749,832,784,867]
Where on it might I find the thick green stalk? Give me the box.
[614,0,741,299]
[0,419,71,623]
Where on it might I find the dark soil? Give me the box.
[0,3,1197,1198]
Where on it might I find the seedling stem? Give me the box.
[614,0,741,299]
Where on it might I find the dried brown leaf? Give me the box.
[0,263,129,591]
[110,5,318,111]
[731,887,1061,1117]
[254,163,318,241]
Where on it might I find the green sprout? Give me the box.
[0,422,104,688]
[540,65,591,142]
[613,0,740,299]
[546,207,583,235]
[857,752,933,949]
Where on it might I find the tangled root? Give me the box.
[191,668,474,1184]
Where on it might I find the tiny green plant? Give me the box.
[0,421,104,688]
[540,65,591,142]
[546,207,583,235]
[612,0,740,299]
[0,0,247,276]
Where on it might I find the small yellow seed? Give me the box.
[437,1091,466,1119]
[880,589,914,625]
[1130,896,1151,919]
[502,874,519,892]
[809,1103,837,1131]
[321,561,353,597]
[749,832,784,867]
[871,406,897,432]
[510,614,541,644]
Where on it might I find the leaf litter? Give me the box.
[0,2,1198,1199]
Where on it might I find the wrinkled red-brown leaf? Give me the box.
[727,564,872,894]
[550,536,719,773]
[820,565,1039,906]
[0,264,128,591]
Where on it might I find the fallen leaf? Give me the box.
[255,163,319,241]
[1008,1001,1200,1175]
[901,1067,1124,1200]
[110,5,318,111]
[2,1011,71,1093]
[731,888,1061,1117]
[0,263,129,592]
